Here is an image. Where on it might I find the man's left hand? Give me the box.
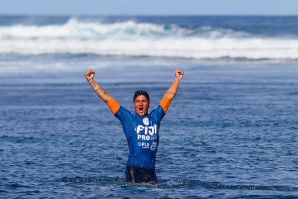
[175,68,184,80]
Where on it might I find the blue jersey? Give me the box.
[114,105,166,170]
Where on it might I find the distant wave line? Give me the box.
[0,37,297,61]
[0,18,273,40]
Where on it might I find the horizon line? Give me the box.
[0,14,297,17]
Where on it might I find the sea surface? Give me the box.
[0,15,298,198]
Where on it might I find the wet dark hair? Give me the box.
[133,90,150,102]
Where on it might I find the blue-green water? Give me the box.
[1,16,298,198]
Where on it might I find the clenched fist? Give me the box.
[85,69,95,82]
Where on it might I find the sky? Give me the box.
[0,0,297,16]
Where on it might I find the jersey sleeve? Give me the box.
[106,97,120,114]
[159,96,171,113]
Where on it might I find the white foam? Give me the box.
[0,18,297,61]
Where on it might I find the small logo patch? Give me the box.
[150,142,157,151]
[143,117,149,125]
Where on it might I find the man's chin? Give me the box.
[137,111,146,116]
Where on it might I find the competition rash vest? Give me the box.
[106,97,171,170]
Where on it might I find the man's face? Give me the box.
[133,95,150,116]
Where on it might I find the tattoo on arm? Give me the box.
[90,81,97,88]
[89,80,111,102]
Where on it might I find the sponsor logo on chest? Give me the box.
[136,118,158,150]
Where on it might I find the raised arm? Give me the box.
[159,69,184,113]
[163,68,184,101]
[84,69,112,103]
[85,69,120,114]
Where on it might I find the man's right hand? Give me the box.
[174,68,184,81]
[85,69,95,82]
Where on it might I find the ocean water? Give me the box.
[1,15,298,198]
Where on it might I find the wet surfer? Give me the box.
[85,68,184,183]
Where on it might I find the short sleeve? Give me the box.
[106,97,120,114]
[159,96,171,113]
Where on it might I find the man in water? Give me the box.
[85,68,184,183]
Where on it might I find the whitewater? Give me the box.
[1,15,298,199]
[0,17,297,62]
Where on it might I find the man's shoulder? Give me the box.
[115,106,134,117]
[149,105,165,118]
[150,105,164,113]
